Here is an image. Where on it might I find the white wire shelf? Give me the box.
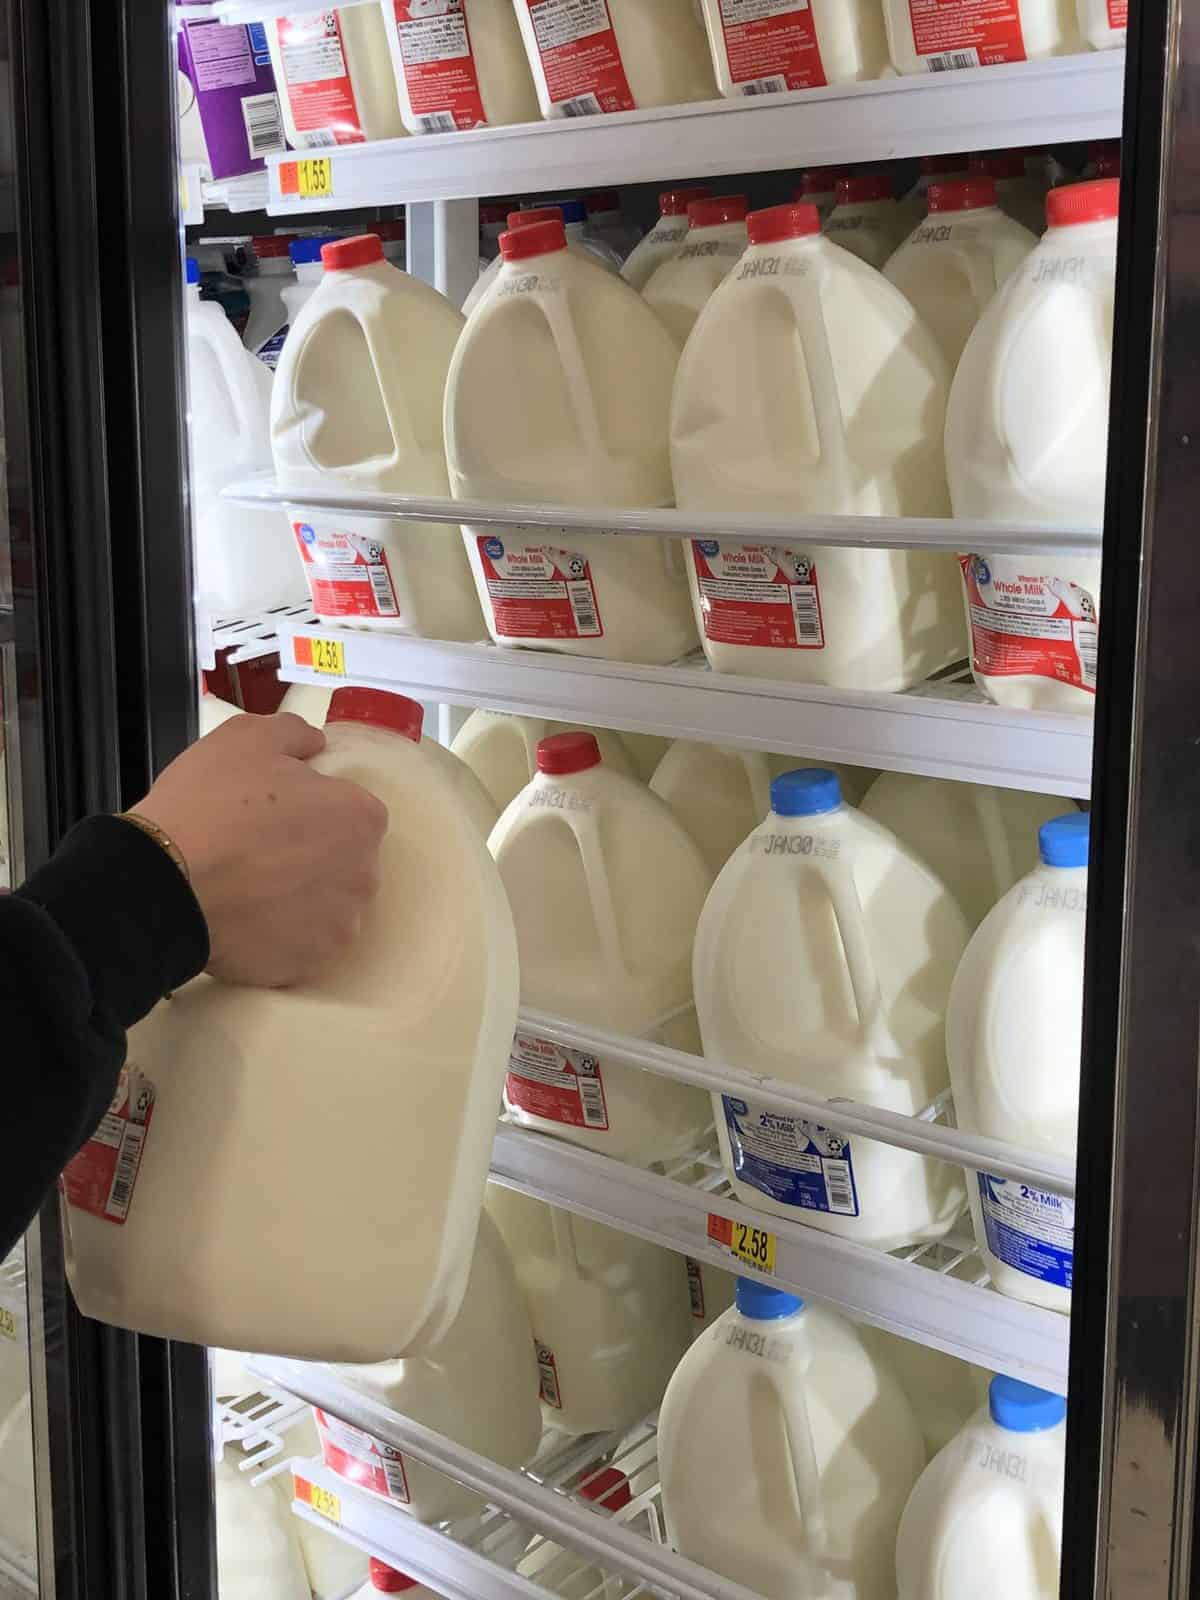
[204,600,317,673]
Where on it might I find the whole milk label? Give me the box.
[977,1174,1073,1289]
[295,520,401,621]
[536,1342,563,1407]
[723,1097,859,1215]
[314,1409,411,1503]
[392,0,487,130]
[523,0,635,114]
[60,1067,155,1225]
[693,541,824,649]
[960,556,1098,694]
[477,535,603,640]
[716,0,829,92]
[906,0,1028,69]
[507,1033,610,1130]
[276,12,365,145]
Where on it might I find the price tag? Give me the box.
[294,636,346,677]
[708,1213,777,1275]
[294,1475,342,1525]
[0,1308,15,1340]
[280,157,334,200]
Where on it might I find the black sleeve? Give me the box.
[2,815,209,1256]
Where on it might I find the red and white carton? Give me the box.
[382,0,539,133]
[882,0,1083,74]
[699,0,888,97]
[268,6,406,145]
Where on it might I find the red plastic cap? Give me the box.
[370,1559,420,1592]
[1046,177,1119,228]
[252,233,294,258]
[969,150,1028,181]
[510,206,563,229]
[374,219,406,240]
[920,153,968,176]
[928,176,998,214]
[500,219,567,261]
[580,1467,632,1512]
[794,167,847,199]
[537,732,601,776]
[747,203,820,246]
[834,173,893,206]
[586,190,620,215]
[660,185,712,216]
[326,688,423,743]
[322,234,384,271]
[688,194,748,228]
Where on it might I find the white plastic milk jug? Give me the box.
[946,179,1117,713]
[215,1451,310,1600]
[824,173,906,270]
[62,689,519,1359]
[451,708,633,809]
[694,769,970,1250]
[946,812,1087,1314]
[699,0,888,95]
[643,195,748,346]
[883,0,1081,73]
[513,0,716,117]
[968,151,1048,236]
[1077,0,1126,49]
[268,1413,371,1597]
[486,1184,694,1435]
[794,167,848,222]
[860,771,1071,928]
[491,731,713,1166]
[268,7,406,145]
[282,235,330,324]
[884,177,1037,370]
[896,1377,1066,1598]
[857,1327,991,1458]
[461,203,619,321]
[446,217,699,666]
[672,202,963,691]
[896,153,970,234]
[244,235,296,367]
[381,0,539,133]
[658,1281,926,1600]
[520,1468,631,1600]
[621,187,714,291]
[272,233,484,642]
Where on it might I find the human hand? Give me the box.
[133,712,388,986]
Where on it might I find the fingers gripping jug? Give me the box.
[621,188,714,292]
[381,0,539,134]
[643,196,749,347]
[62,690,520,1360]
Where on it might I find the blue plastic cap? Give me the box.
[1038,811,1090,868]
[185,256,200,285]
[290,236,329,266]
[989,1376,1067,1432]
[557,198,587,225]
[735,1278,803,1320]
[771,768,842,818]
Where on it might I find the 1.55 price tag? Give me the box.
[279,156,334,200]
[708,1213,777,1275]
[294,1475,341,1525]
[294,636,346,677]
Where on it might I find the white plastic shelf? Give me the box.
[204,600,317,673]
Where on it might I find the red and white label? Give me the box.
[60,1068,155,1225]
[477,535,603,640]
[314,1409,411,1503]
[906,0,1027,68]
[392,0,487,131]
[686,1258,706,1319]
[507,1034,609,1131]
[276,13,365,144]
[536,1343,563,1408]
[692,541,824,650]
[295,520,400,620]
[960,556,1098,693]
[716,0,827,93]
[523,0,635,114]
[1107,0,1127,24]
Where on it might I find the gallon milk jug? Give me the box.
[215,1451,311,1600]
[62,689,519,1359]
[672,203,963,691]
[659,1281,926,1600]
[945,812,1087,1314]
[857,1327,991,1458]
[860,772,1071,928]
[243,235,296,366]
[895,1377,1066,1599]
[896,153,970,233]
[621,187,714,291]
[353,1559,433,1597]
[946,179,1117,713]
[269,1413,372,1598]
[586,191,643,260]
[699,0,888,95]
[487,1184,694,1435]
[883,0,1081,73]
[282,235,330,323]
[795,167,848,222]
[452,708,634,809]
[694,770,971,1250]
[185,259,305,616]
[446,217,699,666]
[491,732,713,1165]
[968,150,1048,236]
[1077,0,1126,49]
[514,0,717,117]
[318,1211,543,1523]
[272,234,484,642]
[618,730,669,782]
[884,177,1037,371]
[824,173,906,270]
[381,0,539,133]
[268,7,406,145]
[520,1467,631,1600]
[643,195,748,346]
[461,204,618,320]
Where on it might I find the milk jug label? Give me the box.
[392,0,487,131]
[523,0,635,114]
[506,1033,610,1131]
[960,556,1098,695]
[1107,0,1127,23]
[535,1342,563,1408]
[715,0,828,92]
[275,12,365,145]
[723,1098,859,1215]
[477,535,603,639]
[315,1409,411,1503]
[692,542,824,650]
[685,1257,707,1318]
[905,0,1028,69]
[255,322,290,370]
[295,520,401,620]
[60,1067,155,1225]
[977,1174,1073,1289]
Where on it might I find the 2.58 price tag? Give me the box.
[294,1475,341,1525]
[708,1213,777,1274]
[279,156,334,200]
[293,636,346,677]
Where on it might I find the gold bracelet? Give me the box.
[120,811,190,884]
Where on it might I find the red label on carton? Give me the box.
[907,0,1027,68]
[276,12,365,144]
[717,0,828,92]
[960,555,1098,693]
[524,0,635,113]
[60,1068,155,1225]
[392,0,487,130]
[295,520,400,621]
[692,541,824,649]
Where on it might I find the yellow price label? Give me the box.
[296,636,346,676]
[0,1308,15,1340]
[295,156,334,199]
[295,1476,341,1524]
[729,1221,776,1274]
[179,173,190,214]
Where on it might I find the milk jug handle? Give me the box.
[823,861,886,1044]
[349,292,422,462]
[549,1207,584,1277]
[536,286,606,465]
[765,1359,830,1569]
[790,269,856,506]
[568,809,632,983]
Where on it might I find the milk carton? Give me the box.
[1077,0,1126,48]
[643,196,748,345]
[268,7,406,145]
[968,150,1048,235]
[451,709,634,810]
[177,14,286,181]
[381,0,539,133]
[882,0,1082,73]
[824,173,906,270]
[699,0,888,94]
[622,188,714,290]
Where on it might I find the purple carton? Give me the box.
[178,8,288,181]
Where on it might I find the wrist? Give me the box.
[120,811,191,884]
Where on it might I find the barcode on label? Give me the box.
[537,1344,562,1408]
[560,93,603,116]
[368,562,399,616]
[580,1077,607,1129]
[739,75,788,95]
[791,587,823,646]
[823,1159,855,1215]
[383,1457,410,1502]
[416,111,457,133]
[1076,622,1099,689]
[567,580,601,636]
[297,128,338,148]
[925,48,980,71]
[105,1124,147,1221]
[686,1258,706,1319]
[241,92,286,158]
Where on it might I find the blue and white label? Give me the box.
[977,1174,1074,1289]
[723,1098,859,1216]
[255,323,289,370]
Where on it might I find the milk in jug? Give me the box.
[659,1281,926,1600]
[62,689,519,1359]
[446,218,698,666]
[945,812,1087,1313]
[283,235,329,323]
[381,0,539,133]
[857,1328,991,1458]
[824,173,906,270]
[896,1377,1066,1599]
[946,179,1117,712]
[487,1185,693,1435]
[884,177,1037,370]
[268,8,406,145]
[272,234,484,643]
[896,153,970,233]
[1078,0,1126,48]
[882,0,1082,73]
[672,203,963,690]
[452,709,633,810]
[461,204,618,320]
[618,730,669,782]
[694,770,970,1249]
[216,1450,311,1600]
[643,196,748,345]
[491,732,713,1166]
[621,188,714,291]
[794,167,848,222]
[968,150,1048,235]
[520,1468,631,1600]
[699,0,888,95]
[514,0,716,117]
